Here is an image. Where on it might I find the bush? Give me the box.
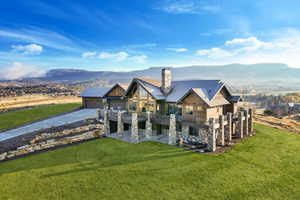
[264,110,274,116]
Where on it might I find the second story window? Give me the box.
[139,86,148,99]
[129,102,137,111]
[185,105,193,115]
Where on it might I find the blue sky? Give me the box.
[1,0,300,79]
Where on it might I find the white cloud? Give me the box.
[196,48,232,59]
[195,28,300,67]
[0,27,80,52]
[157,0,221,14]
[81,50,148,63]
[166,48,188,52]
[82,51,96,58]
[129,55,148,64]
[98,51,129,61]
[11,44,43,54]
[0,62,45,80]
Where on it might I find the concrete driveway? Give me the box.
[0,109,97,142]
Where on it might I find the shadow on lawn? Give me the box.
[0,139,195,176]
[40,151,193,178]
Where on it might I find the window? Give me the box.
[185,105,193,115]
[167,104,183,116]
[167,104,177,115]
[157,104,161,112]
[197,106,203,111]
[189,127,198,136]
[129,102,137,111]
[139,86,148,98]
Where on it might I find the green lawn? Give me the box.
[0,103,81,131]
[0,124,299,200]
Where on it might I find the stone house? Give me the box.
[81,68,242,136]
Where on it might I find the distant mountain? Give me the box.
[39,63,300,83]
[2,63,300,92]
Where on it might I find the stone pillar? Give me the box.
[131,112,139,143]
[244,110,249,137]
[117,111,124,137]
[145,112,152,139]
[218,115,225,146]
[198,128,207,144]
[208,118,216,152]
[249,108,254,134]
[168,114,177,145]
[103,110,110,134]
[226,113,232,142]
[238,111,244,139]
[182,125,189,137]
[96,109,100,121]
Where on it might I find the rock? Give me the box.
[17,145,29,150]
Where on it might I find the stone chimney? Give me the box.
[161,68,172,94]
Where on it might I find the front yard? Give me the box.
[0,124,299,200]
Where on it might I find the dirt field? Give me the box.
[254,114,300,134]
[0,95,81,112]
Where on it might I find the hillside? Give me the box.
[39,63,300,82]
[0,124,299,200]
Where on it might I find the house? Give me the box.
[122,68,241,120]
[80,68,253,152]
[79,83,128,109]
[80,68,242,133]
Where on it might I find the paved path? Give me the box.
[0,109,97,142]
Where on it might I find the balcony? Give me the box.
[98,109,208,128]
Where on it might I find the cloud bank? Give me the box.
[196,28,300,67]
[0,62,45,80]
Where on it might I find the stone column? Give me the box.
[226,113,232,142]
[218,115,225,146]
[208,118,216,152]
[117,111,124,137]
[131,112,139,143]
[96,109,100,121]
[244,110,249,137]
[182,125,189,137]
[145,112,152,139]
[238,111,244,139]
[249,108,254,135]
[103,110,110,134]
[168,114,177,145]
[198,128,207,144]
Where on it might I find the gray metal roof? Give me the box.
[79,88,111,98]
[166,80,225,102]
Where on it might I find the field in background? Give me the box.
[255,114,300,134]
[0,94,81,112]
[0,103,81,131]
[0,124,299,200]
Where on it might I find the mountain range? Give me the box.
[2,63,300,92]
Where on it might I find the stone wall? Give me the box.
[0,123,104,161]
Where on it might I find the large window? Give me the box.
[167,104,183,116]
[185,105,194,115]
[129,102,137,111]
[139,86,148,98]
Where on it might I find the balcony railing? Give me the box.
[98,109,208,128]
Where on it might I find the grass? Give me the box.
[0,124,299,200]
[0,103,81,131]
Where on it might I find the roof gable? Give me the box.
[125,78,165,99]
